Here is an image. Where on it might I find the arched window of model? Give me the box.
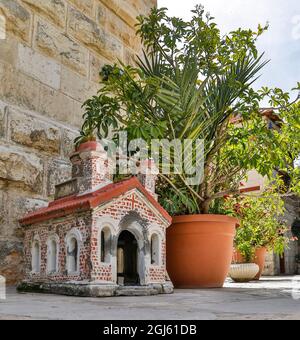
[65,229,82,275]
[31,238,40,273]
[100,227,112,263]
[47,235,59,274]
[151,233,160,266]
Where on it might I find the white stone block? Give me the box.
[17,44,61,89]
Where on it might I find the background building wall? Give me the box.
[263,196,300,276]
[0,0,156,284]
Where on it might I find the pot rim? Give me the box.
[77,141,98,152]
[231,263,259,266]
[172,214,239,226]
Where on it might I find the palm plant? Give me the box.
[77,6,300,215]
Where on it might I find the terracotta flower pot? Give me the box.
[253,247,267,280]
[232,247,267,280]
[229,263,259,283]
[167,214,239,288]
[77,140,98,152]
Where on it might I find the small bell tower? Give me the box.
[137,159,159,200]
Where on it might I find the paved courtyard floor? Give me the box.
[1,277,300,320]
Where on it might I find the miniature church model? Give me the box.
[18,141,173,297]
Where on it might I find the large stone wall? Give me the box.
[0,0,156,284]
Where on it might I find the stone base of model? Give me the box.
[17,281,174,297]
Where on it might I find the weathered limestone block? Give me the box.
[100,0,138,28]
[123,0,145,13]
[62,128,79,159]
[47,159,72,196]
[35,19,88,76]
[0,0,32,44]
[9,107,61,154]
[22,0,66,28]
[0,38,19,67]
[97,3,139,50]
[89,53,111,83]
[8,193,47,238]
[89,54,109,83]
[0,145,44,193]
[67,7,123,61]
[104,31,124,62]
[0,191,8,231]
[68,0,94,17]
[61,67,98,102]
[17,44,61,90]
[0,191,46,239]
[124,47,137,66]
[67,7,105,52]
[0,240,24,285]
[0,101,7,138]
[0,62,40,112]
[0,11,5,39]
[72,99,85,128]
[38,84,77,126]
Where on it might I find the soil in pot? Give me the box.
[167,214,239,289]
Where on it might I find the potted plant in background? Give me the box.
[229,227,260,283]
[76,6,300,288]
[74,129,97,152]
[224,192,290,281]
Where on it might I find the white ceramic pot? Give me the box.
[229,263,259,283]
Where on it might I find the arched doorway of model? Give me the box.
[117,230,140,286]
